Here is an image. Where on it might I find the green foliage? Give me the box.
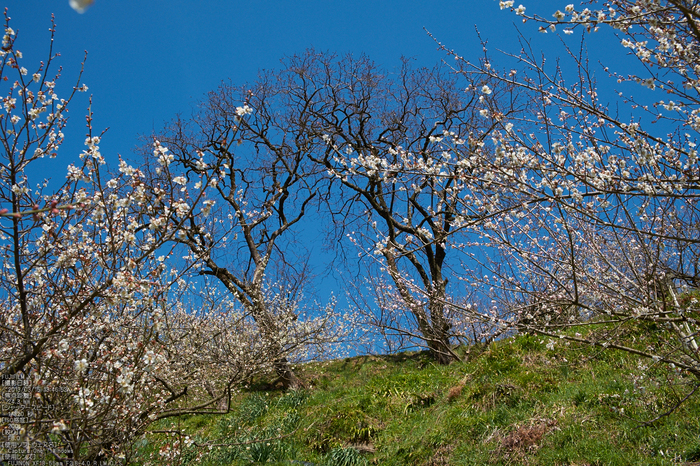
[326,446,368,466]
[685,442,700,462]
[134,334,700,465]
[238,393,270,422]
[276,389,307,409]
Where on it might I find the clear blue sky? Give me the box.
[6,0,581,165]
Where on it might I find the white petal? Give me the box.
[69,0,95,13]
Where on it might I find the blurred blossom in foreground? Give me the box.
[69,0,94,13]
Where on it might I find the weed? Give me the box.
[685,442,700,461]
[238,393,270,422]
[447,383,464,402]
[326,446,368,466]
[278,389,307,409]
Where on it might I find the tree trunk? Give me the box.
[384,252,458,364]
[426,335,455,365]
[251,297,305,389]
[273,357,306,389]
[415,305,457,365]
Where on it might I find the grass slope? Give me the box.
[134,333,700,465]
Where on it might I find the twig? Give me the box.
[146,422,315,448]
[634,382,700,429]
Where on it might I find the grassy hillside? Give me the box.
[134,333,700,465]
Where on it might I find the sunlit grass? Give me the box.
[133,332,700,465]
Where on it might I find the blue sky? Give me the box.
[7,1,578,165]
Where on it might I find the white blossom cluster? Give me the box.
[0,14,346,461]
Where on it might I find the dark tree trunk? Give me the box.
[273,357,305,389]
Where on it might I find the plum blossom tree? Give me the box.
[214,51,527,363]
[0,14,334,462]
[0,18,173,459]
[310,54,498,363]
[0,16,198,461]
[147,67,343,387]
[429,0,700,382]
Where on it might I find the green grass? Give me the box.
[132,333,700,465]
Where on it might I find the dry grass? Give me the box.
[489,418,558,463]
[446,383,464,402]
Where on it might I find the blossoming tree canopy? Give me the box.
[148,74,341,388]
[0,11,343,462]
[428,0,700,379]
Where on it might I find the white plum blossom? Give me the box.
[201,199,216,216]
[51,421,69,433]
[69,0,94,13]
[74,359,89,372]
[173,200,190,217]
[0,15,314,462]
[4,97,15,112]
[155,141,174,167]
[439,0,700,383]
[235,104,253,116]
